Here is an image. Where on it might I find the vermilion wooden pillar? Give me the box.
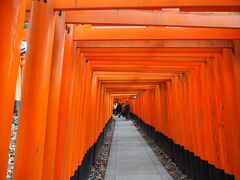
[54,25,75,180]
[94,81,102,144]
[75,55,87,168]
[180,74,187,148]
[207,57,225,170]
[213,53,232,174]
[183,72,194,152]
[82,63,93,158]
[187,69,200,155]
[13,0,56,179]
[232,41,240,142]
[96,82,102,141]
[196,63,207,160]
[199,62,215,163]
[221,49,239,178]
[0,1,26,179]
[192,68,202,157]
[88,75,98,156]
[165,81,173,140]
[64,49,81,178]
[182,74,191,151]
[173,76,183,146]
[155,85,161,133]
[42,13,66,180]
[70,52,85,172]
[90,76,99,150]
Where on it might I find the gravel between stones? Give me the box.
[6,116,115,180]
[131,119,190,180]
[6,116,187,180]
[88,118,116,180]
[7,115,18,179]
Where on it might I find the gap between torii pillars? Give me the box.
[13,0,56,179]
[0,1,26,179]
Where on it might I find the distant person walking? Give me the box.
[125,101,131,119]
[113,102,118,115]
[117,102,123,117]
[122,103,126,118]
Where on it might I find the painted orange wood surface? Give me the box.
[54,25,75,180]
[0,1,26,179]
[42,13,66,180]
[26,0,240,11]
[3,1,240,179]
[74,26,240,40]
[13,0,56,179]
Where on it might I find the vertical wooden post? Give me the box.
[207,57,224,170]
[188,69,200,155]
[191,68,202,156]
[232,41,240,144]
[81,63,93,161]
[181,75,191,151]
[75,55,87,168]
[42,12,66,180]
[0,1,26,178]
[13,0,56,179]
[155,85,161,133]
[184,72,194,152]
[54,25,75,180]
[64,47,81,178]
[199,62,215,162]
[166,81,173,140]
[221,48,239,178]
[70,51,85,173]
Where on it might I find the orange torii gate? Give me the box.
[0,0,240,180]
[76,45,239,179]
[74,26,240,40]
[25,0,240,11]
[65,10,240,28]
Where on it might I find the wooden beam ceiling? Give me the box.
[76,40,233,48]
[78,47,222,53]
[74,26,240,40]
[82,52,215,57]
[26,0,240,11]
[66,10,240,28]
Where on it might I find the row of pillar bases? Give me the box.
[130,113,235,180]
[71,118,114,180]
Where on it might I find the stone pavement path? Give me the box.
[105,117,173,180]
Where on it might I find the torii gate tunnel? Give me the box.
[1,0,240,180]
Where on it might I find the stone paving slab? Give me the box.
[105,117,173,180]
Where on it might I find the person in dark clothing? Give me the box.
[122,103,126,118]
[125,101,131,119]
[116,103,123,117]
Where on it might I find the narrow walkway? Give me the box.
[105,117,173,180]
